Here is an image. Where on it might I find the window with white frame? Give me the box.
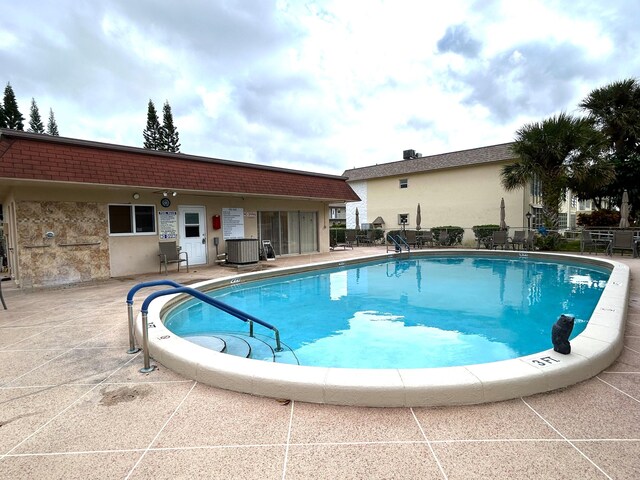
[399,178,408,189]
[531,207,544,229]
[108,204,156,235]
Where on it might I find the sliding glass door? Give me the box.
[258,211,317,255]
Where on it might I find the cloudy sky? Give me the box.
[2,1,639,175]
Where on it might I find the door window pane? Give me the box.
[185,212,199,224]
[185,225,200,237]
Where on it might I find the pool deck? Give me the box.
[1,247,639,479]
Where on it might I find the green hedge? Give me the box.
[431,226,464,246]
[472,224,502,248]
[472,224,502,239]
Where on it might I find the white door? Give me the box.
[179,206,207,265]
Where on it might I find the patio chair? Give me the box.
[608,231,638,258]
[490,230,510,250]
[580,230,608,255]
[525,230,536,250]
[510,231,526,250]
[158,241,189,274]
[404,230,418,247]
[358,230,374,246]
[330,236,352,250]
[345,229,358,247]
[418,231,434,248]
[437,230,450,247]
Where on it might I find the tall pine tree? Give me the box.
[0,101,6,128]
[160,101,180,152]
[47,108,59,136]
[28,98,45,133]
[3,83,25,130]
[142,100,161,149]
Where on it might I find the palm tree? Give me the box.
[501,112,611,229]
[580,78,640,154]
[580,78,640,218]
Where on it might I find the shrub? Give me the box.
[431,226,464,246]
[535,232,566,251]
[472,224,502,239]
[577,209,620,227]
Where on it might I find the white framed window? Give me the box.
[399,179,408,189]
[108,204,156,235]
[398,213,409,225]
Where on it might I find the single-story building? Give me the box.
[0,129,359,288]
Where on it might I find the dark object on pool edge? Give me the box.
[552,314,575,354]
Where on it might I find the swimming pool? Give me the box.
[138,250,629,407]
[164,256,609,369]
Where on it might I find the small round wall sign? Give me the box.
[160,198,171,208]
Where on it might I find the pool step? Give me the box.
[182,335,226,352]
[217,334,253,358]
[181,332,299,365]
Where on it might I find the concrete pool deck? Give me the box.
[1,247,639,479]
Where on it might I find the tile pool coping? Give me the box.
[136,250,629,407]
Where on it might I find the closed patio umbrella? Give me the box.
[499,198,507,230]
[416,203,422,231]
[619,190,630,228]
[355,207,360,230]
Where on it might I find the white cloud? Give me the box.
[1,0,639,174]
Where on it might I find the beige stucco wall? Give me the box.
[363,161,528,246]
[2,184,331,286]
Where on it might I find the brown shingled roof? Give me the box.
[342,143,516,181]
[0,129,360,202]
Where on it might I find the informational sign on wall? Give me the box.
[222,208,245,239]
[158,211,178,239]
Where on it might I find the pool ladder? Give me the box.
[126,281,283,373]
[387,234,410,253]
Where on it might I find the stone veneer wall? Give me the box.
[17,201,110,288]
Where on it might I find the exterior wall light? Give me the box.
[133,193,140,200]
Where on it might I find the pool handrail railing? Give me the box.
[387,233,410,252]
[125,280,183,354]
[138,285,283,373]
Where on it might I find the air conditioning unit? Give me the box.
[403,149,415,160]
[415,152,421,158]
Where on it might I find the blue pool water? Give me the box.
[164,255,610,368]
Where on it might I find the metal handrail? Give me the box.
[386,233,410,253]
[125,280,182,354]
[397,235,410,252]
[139,286,283,373]
[387,234,401,252]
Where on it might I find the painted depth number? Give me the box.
[530,356,561,367]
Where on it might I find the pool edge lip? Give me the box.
[137,249,629,407]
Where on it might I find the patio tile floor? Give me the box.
[1,247,639,479]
